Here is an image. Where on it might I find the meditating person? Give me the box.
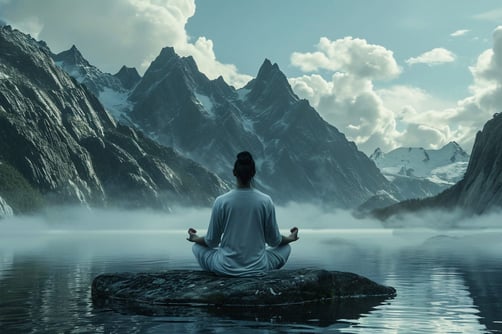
[187,151,299,277]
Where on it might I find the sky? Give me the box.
[2,0,502,155]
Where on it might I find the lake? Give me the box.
[0,206,501,333]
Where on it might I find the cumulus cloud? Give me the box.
[445,25,502,150]
[406,48,456,66]
[0,0,251,87]
[291,36,401,80]
[289,37,406,153]
[401,27,502,151]
[290,28,502,155]
[289,37,473,154]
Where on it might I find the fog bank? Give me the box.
[0,203,501,259]
[1,202,501,233]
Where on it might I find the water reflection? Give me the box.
[95,290,392,327]
[0,228,501,333]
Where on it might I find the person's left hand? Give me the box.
[289,227,299,241]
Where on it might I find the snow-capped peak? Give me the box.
[370,142,470,183]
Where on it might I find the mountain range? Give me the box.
[0,25,227,213]
[2,25,502,217]
[51,42,395,208]
[369,142,470,199]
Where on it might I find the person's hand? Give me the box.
[187,228,198,242]
[289,227,299,241]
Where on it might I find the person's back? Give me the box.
[204,188,282,276]
[187,151,299,277]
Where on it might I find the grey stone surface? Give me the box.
[92,269,396,308]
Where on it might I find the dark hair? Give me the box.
[233,151,256,184]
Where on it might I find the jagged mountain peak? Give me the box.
[243,58,298,107]
[53,44,90,67]
[256,59,279,78]
[158,46,178,60]
[254,58,287,85]
[114,65,141,89]
[148,47,198,73]
[130,47,211,104]
[141,47,179,76]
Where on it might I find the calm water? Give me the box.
[1,208,501,333]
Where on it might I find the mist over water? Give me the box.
[1,203,501,261]
[1,203,501,333]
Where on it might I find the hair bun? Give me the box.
[237,151,253,163]
[234,151,256,183]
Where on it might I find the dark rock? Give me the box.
[92,269,396,309]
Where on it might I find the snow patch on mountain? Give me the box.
[428,162,469,185]
[370,142,469,185]
[98,87,133,121]
[194,92,215,119]
[0,71,9,80]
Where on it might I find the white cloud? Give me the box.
[290,27,502,155]
[291,37,401,80]
[290,71,401,154]
[289,37,456,154]
[177,37,252,88]
[0,0,251,87]
[444,25,502,151]
[406,48,456,66]
[450,29,470,37]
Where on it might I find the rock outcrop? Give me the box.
[92,269,396,311]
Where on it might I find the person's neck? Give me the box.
[236,181,251,189]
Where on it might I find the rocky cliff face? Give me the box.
[442,113,502,213]
[0,26,227,211]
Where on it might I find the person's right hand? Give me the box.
[187,228,198,242]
